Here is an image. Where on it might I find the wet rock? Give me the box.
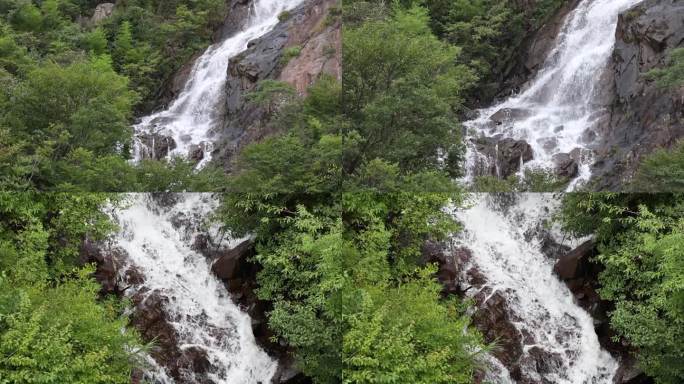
[489,108,531,125]
[552,152,579,179]
[211,239,254,280]
[472,291,523,368]
[138,133,177,160]
[539,231,571,260]
[553,240,595,280]
[188,143,205,163]
[497,138,534,177]
[215,0,255,41]
[515,346,564,383]
[80,240,142,295]
[270,356,309,383]
[471,136,533,178]
[614,356,655,384]
[90,3,115,24]
[538,136,559,151]
[173,346,212,379]
[421,242,462,295]
[131,292,178,358]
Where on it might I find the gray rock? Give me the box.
[138,133,177,160]
[591,0,684,189]
[552,152,579,179]
[91,3,115,24]
[489,107,531,125]
[471,136,534,178]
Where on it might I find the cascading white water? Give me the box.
[112,194,277,383]
[117,2,310,380]
[450,194,617,383]
[133,0,305,167]
[463,0,643,189]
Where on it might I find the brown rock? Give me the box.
[553,240,595,280]
[211,239,254,280]
[472,291,523,368]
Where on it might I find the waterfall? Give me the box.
[463,0,643,189]
[450,194,617,383]
[114,1,310,380]
[111,194,276,383]
[133,0,305,167]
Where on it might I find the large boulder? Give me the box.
[90,3,115,24]
[552,152,579,179]
[471,136,534,178]
[553,239,595,280]
[211,239,254,280]
[137,132,177,160]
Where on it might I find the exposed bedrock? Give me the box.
[591,0,684,189]
[212,0,341,172]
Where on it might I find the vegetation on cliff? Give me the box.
[632,48,684,192]
[561,194,684,383]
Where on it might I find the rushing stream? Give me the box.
[133,0,305,166]
[463,0,643,189]
[113,0,306,381]
[112,194,276,383]
[451,194,617,383]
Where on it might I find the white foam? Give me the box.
[463,0,644,189]
[133,0,306,167]
[450,194,618,383]
[112,194,277,383]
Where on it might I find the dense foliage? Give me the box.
[0,0,227,190]
[0,193,144,383]
[561,194,684,383]
[632,139,684,192]
[216,2,497,383]
[416,0,563,100]
[647,47,684,89]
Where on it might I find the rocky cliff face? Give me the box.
[212,0,341,171]
[591,0,684,189]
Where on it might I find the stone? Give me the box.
[553,240,595,280]
[138,133,177,160]
[421,241,465,296]
[489,108,531,125]
[91,3,115,24]
[497,138,534,178]
[188,144,205,163]
[211,239,254,280]
[552,152,579,179]
[472,291,524,368]
[471,136,533,178]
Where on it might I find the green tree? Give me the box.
[0,193,144,383]
[561,194,684,383]
[343,5,475,178]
